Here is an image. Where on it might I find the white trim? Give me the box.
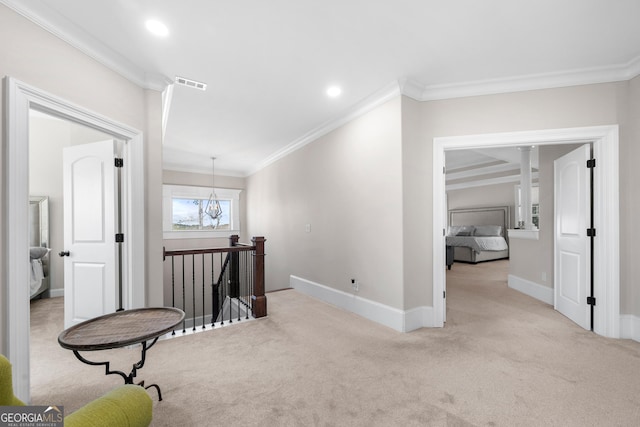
[46,288,64,298]
[507,229,540,240]
[620,315,640,343]
[290,276,434,332]
[507,275,553,305]
[250,81,401,175]
[433,126,620,337]
[406,54,640,101]
[3,77,146,402]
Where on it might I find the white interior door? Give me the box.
[62,140,119,328]
[554,144,591,330]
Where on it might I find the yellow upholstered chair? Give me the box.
[0,354,152,427]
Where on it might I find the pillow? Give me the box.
[30,247,50,260]
[447,226,461,236]
[448,225,474,236]
[473,225,503,237]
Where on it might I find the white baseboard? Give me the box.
[45,288,64,298]
[290,275,436,332]
[508,274,554,305]
[620,315,640,343]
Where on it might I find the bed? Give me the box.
[446,206,510,267]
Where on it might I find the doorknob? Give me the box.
[58,251,70,257]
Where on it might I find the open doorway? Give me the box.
[443,144,590,327]
[28,109,115,300]
[432,126,620,339]
[28,110,123,396]
[4,77,145,401]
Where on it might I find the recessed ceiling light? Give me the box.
[326,86,342,98]
[145,19,169,37]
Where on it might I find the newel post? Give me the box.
[251,236,267,318]
[228,235,240,298]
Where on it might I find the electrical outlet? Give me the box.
[305,224,311,233]
[542,272,547,282]
[351,279,359,291]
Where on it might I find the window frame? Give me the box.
[163,184,241,239]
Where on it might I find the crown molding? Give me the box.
[248,80,402,176]
[404,54,640,101]
[162,162,245,178]
[0,0,171,91]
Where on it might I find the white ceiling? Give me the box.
[5,0,640,176]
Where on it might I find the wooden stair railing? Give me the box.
[163,235,267,333]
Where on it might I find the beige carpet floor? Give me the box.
[30,260,640,426]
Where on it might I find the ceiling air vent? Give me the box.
[175,76,207,91]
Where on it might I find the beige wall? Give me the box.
[0,5,164,351]
[246,81,636,317]
[246,80,633,316]
[619,76,640,316]
[246,97,405,309]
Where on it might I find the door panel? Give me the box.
[63,140,118,328]
[72,263,107,319]
[554,144,590,330]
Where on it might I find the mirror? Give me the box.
[29,196,49,298]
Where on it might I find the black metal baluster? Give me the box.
[202,253,206,329]
[181,255,186,333]
[211,252,218,328]
[192,255,196,331]
[245,251,250,319]
[171,256,176,335]
[220,253,225,326]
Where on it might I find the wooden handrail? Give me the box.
[163,235,267,319]
[163,245,255,260]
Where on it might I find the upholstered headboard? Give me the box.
[448,206,511,238]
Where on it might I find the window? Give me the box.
[163,185,241,239]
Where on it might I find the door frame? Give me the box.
[3,77,146,401]
[432,125,619,338]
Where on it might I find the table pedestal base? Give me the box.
[72,337,164,401]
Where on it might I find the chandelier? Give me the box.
[205,157,223,228]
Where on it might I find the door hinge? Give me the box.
[115,233,124,243]
[587,228,596,237]
[587,296,596,306]
[115,158,124,168]
[587,159,596,168]
[443,291,446,299]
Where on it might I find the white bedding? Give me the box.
[29,247,50,297]
[446,235,508,254]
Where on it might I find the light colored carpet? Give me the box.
[30,260,640,426]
